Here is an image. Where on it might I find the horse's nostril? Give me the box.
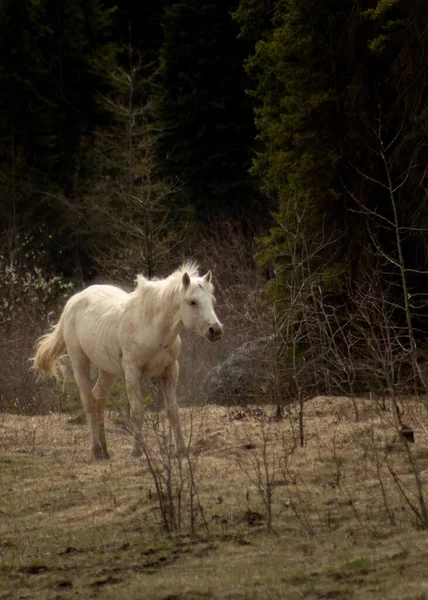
[208,325,223,340]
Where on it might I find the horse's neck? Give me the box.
[138,292,183,345]
[164,315,183,346]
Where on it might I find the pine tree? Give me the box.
[74,52,186,281]
[0,0,118,273]
[152,0,257,224]
[237,0,428,287]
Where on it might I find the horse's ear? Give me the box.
[182,272,190,288]
[203,270,212,283]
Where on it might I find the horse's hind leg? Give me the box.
[92,370,116,459]
[68,348,104,460]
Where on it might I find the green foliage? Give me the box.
[238,0,428,335]
[232,0,274,41]
[239,0,351,316]
[363,0,399,20]
[364,0,405,56]
[343,558,374,573]
[242,0,348,225]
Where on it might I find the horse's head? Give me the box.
[180,271,223,342]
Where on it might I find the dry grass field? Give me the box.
[1,396,428,600]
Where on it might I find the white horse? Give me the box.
[32,263,223,460]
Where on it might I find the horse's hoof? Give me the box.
[131,448,142,458]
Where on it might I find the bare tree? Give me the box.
[262,198,343,444]
[345,105,428,394]
[313,288,360,421]
[64,44,188,282]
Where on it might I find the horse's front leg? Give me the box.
[92,370,116,459]
[161,361,187,456]
[123,362,144,457]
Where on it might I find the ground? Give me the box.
[1,396,428,599]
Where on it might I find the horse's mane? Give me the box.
[135,262,201,316]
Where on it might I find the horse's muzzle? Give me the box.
[207,324,223,342]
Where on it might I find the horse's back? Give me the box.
[77,284,129,302]
[62,285,131,374]
[65,284,129,313]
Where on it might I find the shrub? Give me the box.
[0,233,76,413]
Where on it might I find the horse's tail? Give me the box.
[32,311,67,378]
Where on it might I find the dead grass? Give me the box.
[1,396,428,599]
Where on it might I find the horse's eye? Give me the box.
[189,300,197,306]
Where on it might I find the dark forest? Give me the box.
[1,0,428,405]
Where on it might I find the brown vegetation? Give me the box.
[1,396,428,599]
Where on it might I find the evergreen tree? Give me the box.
[103,0,167,64]
[73,54,186,281]
[0,0,117,273]
[153,0,258,224]
[237,0,428,288]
